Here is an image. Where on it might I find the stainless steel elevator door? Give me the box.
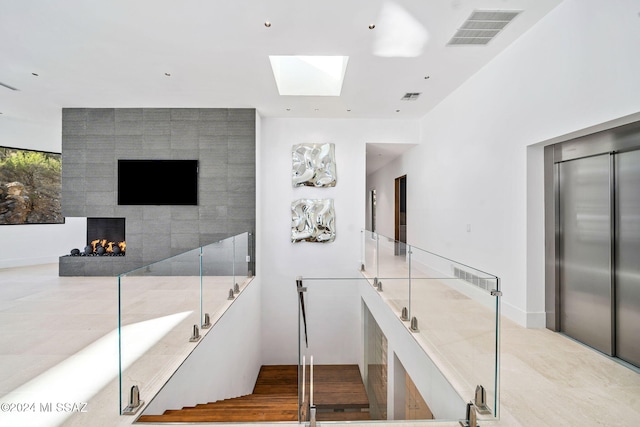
[616,149,640,367]
[558,154,612,355]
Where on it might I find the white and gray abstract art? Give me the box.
[292,143,337,187]
[291,199,336,243]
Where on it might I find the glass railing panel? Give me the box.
[296,277,487,424]
[118,232,253,415]
[367,273,408,322]
[355,229,501,421]
[200,236,235,329]
[117,247,202,414]
[360,231,411,319]
[232,232,251,279]
[376,234,410,279]
[298,278,376,423]
[409,244,497,287]
[410,277,499,420]
[361,229,379,276]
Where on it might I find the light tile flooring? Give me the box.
[0,263,639,426]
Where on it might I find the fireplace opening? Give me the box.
[72,217,126,256]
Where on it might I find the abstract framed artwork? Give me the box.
[291,198,335,243]
[292,143,337,187]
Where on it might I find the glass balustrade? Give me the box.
[117,232,253,415]
[296,230,500,424]
[117,228,497,425]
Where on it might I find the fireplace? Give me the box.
[84,217,126,255]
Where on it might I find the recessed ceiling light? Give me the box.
[264,21,272,28]
[395,109,400,113]
[368,24,376,29]
[347,109,351,112]
[31,73,39,76]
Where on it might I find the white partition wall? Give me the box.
[367,0,640,328]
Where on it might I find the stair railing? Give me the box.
[300,355,308,421]
[309,355,316,427]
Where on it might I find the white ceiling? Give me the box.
[0,0,562,173]
[366,142,417,175]
[0,0,562,119]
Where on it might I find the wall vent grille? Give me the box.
[448,10,521,46]
[453,266,492,291]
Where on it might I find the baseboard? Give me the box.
[0,256,58,270]
[500,300,546,328]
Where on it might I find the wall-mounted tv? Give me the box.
[1,146,63,225]
[118,160,198,205]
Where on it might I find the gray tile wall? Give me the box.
[59,108,256,276]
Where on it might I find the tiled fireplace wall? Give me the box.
[59,108,256,276]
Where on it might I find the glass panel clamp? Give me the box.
[459,401,477,427]
[202,313,211,329]
[410,316,419,332]
[189,325,201,342]
[474,385,491,415]
[122,385,144,415]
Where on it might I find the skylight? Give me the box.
[269,55,349,96]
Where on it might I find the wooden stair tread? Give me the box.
[309,365,369,410]
[137,364,370,423]
[138,411,299,422]
[317,411,372,421]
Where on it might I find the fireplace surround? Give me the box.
[58,107,256,277]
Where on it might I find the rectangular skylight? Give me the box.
[269,55,349,96]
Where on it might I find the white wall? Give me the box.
[258,118,419,364]
[360,281,464,419]
[1,115,85,269]
[369,0,640,327]
[0,218,85,268]
[142,277,262,414]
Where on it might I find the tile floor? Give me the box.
[0,263,639,427]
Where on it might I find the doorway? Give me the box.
[546,121,640,368]
[395,175,407,256]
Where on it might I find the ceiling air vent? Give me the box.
[401,92,421,101]
[448,10,521,46]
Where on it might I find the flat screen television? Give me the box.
[118,159,198,205]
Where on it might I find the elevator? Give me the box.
[545,121,640,368]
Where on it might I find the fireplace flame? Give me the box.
[90,239,126,255]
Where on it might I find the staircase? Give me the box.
[137,364,370,423]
